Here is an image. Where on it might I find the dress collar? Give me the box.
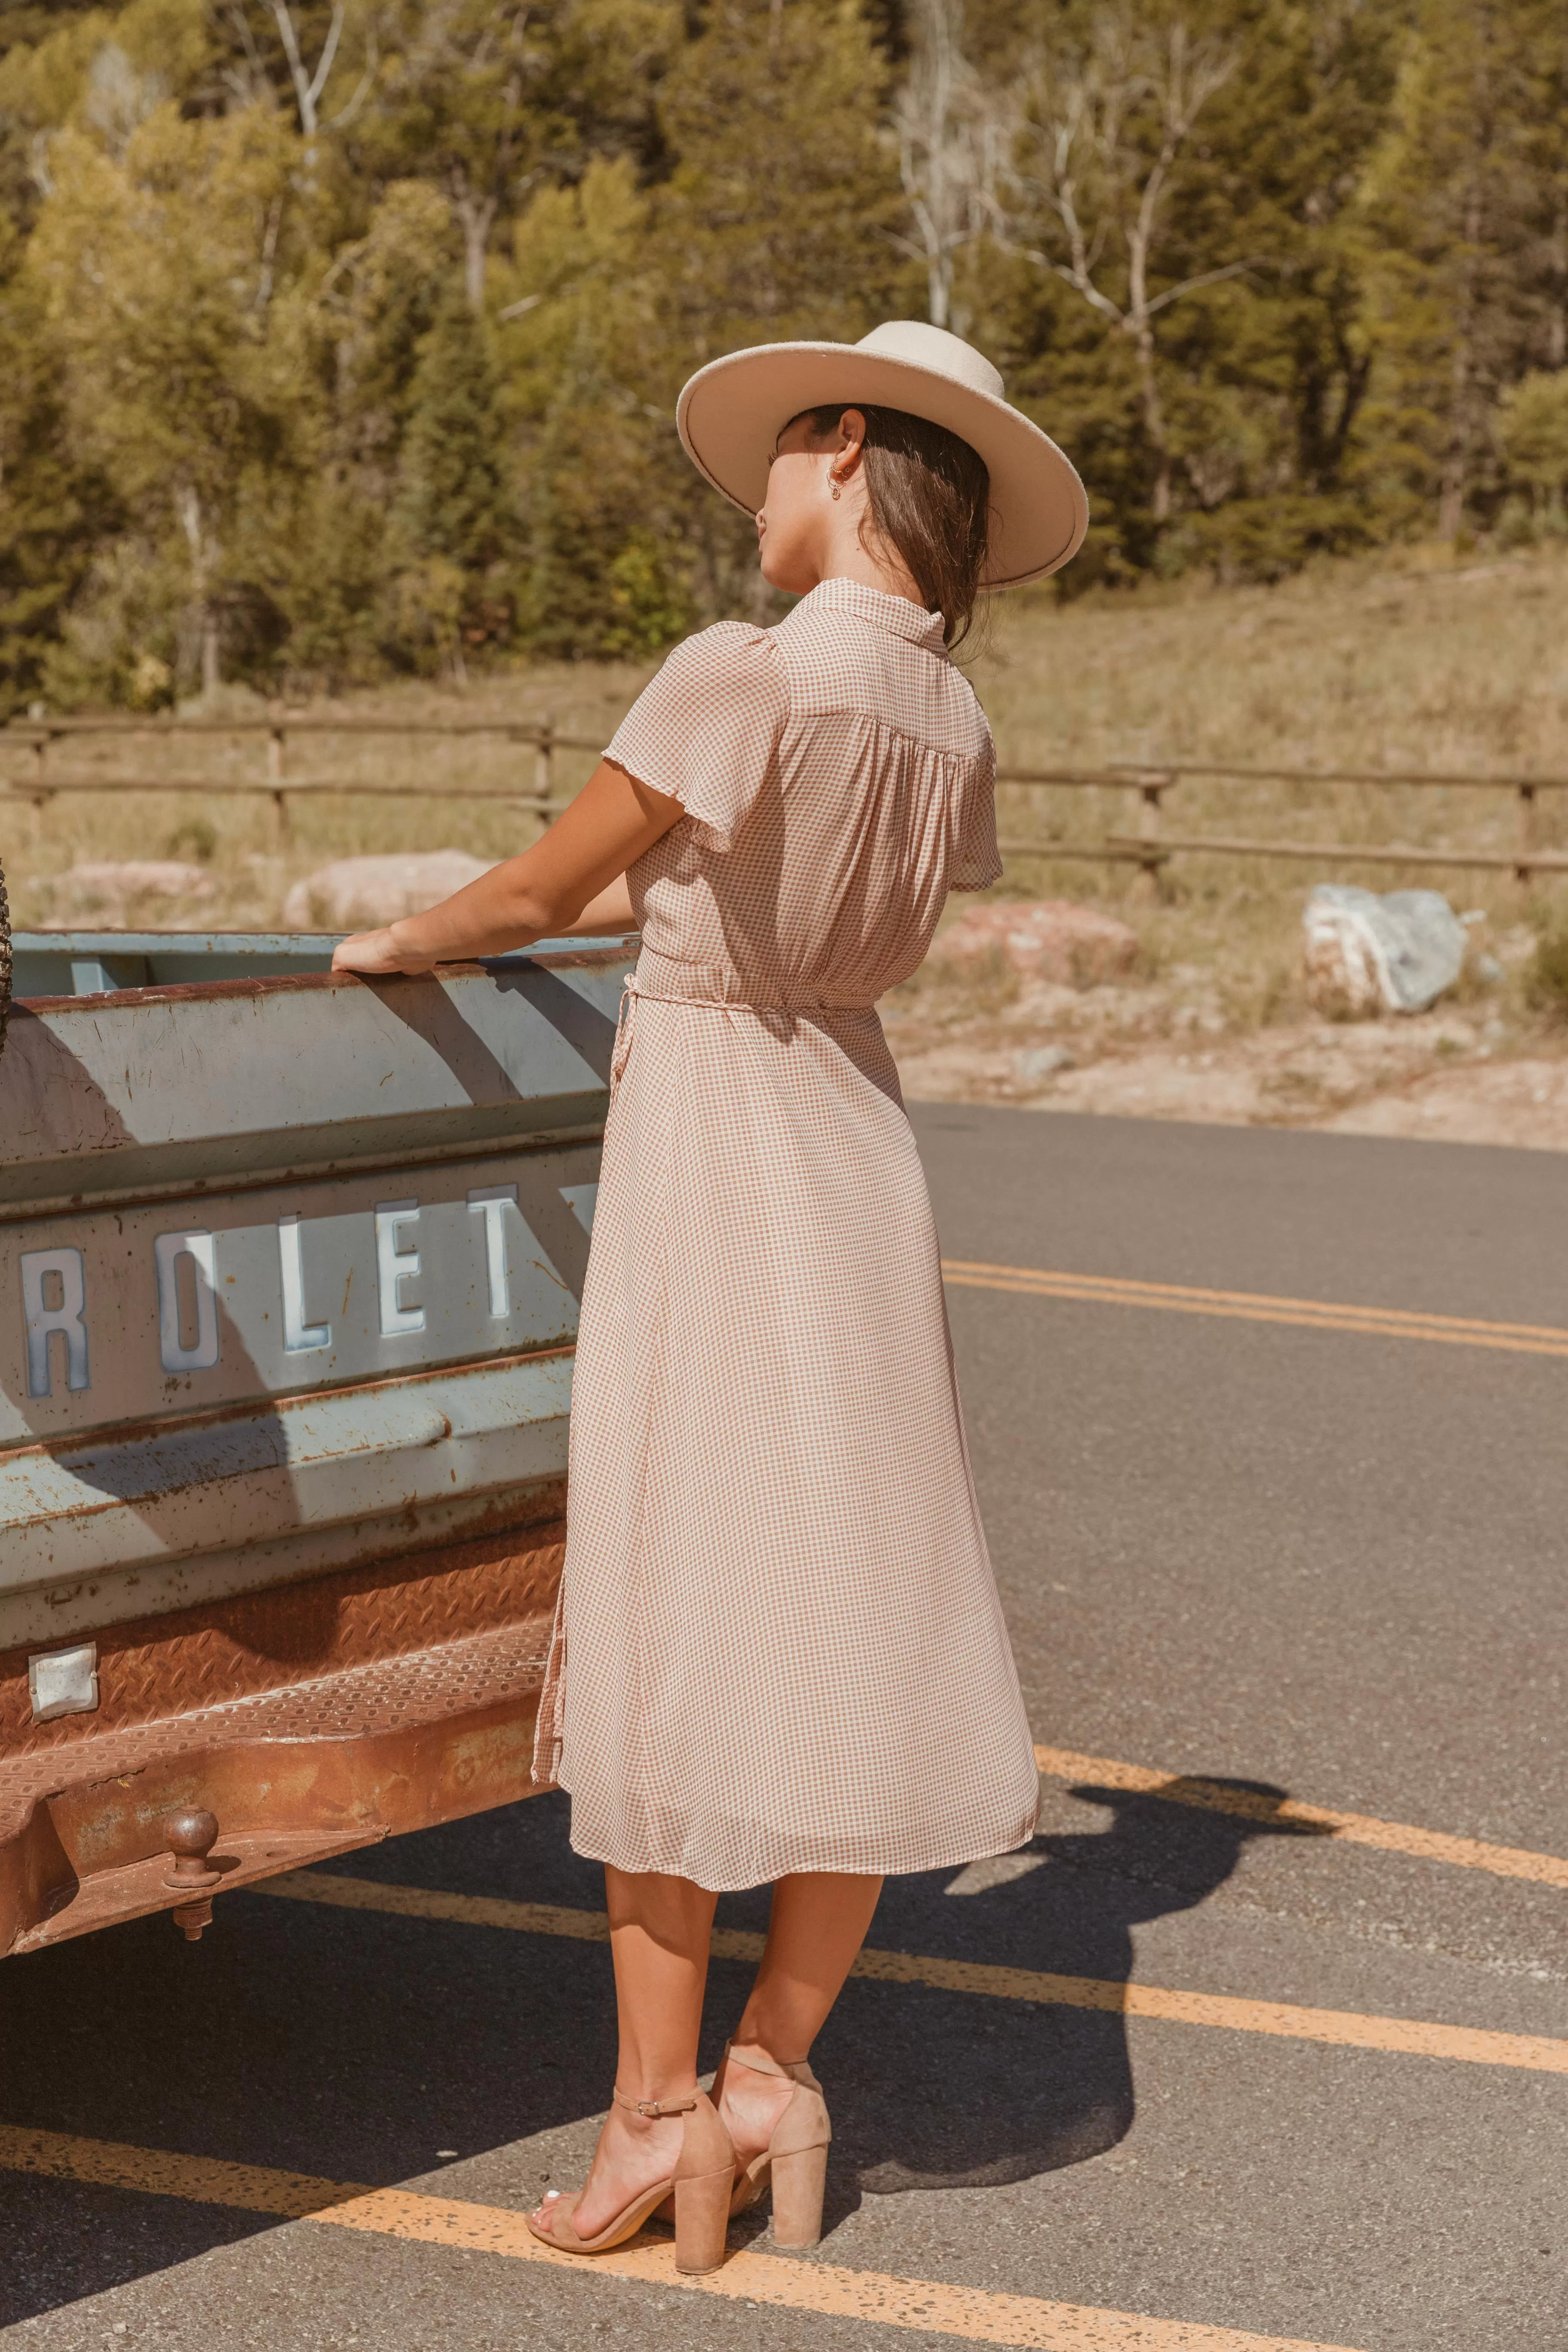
[796,575,949,652]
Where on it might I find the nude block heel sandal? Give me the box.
[717,2042,832,2249]
[526,2087,736,2275]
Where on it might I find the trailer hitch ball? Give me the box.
[162,1807,222,1941]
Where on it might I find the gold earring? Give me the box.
[829,470,841,500]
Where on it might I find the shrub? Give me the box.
[1524,923,1568,1020]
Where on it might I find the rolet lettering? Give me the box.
[17,1184,593,1401]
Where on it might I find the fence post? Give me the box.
[533,715,555,841]
[1516,782,1536,888]
[267,716,289,855]
[1133,773,1171,901]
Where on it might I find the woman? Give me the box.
[333,319,1087,2274]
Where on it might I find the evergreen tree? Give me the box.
[0,284,121,714]
[649,0,910,615]
[1359,0,1568,535]
[392,287,515,670]
[399,292,510,572]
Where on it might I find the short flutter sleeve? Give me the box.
[950,737,1003,891]
[604,622,788,853]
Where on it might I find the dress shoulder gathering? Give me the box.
[534,575,1041,1891]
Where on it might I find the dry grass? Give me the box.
[3,538,1566,1004]
[965,535,1568,1018]
[0,661,657,934]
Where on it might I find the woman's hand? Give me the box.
[332,926,437,976]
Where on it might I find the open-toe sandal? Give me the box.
[526,2087,735,2274]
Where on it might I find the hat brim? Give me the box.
[676,341,1089,590]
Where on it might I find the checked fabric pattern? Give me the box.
[535,578,1040,1890]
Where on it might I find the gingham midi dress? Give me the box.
[533,576,1041,1890]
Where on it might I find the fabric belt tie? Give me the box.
[610,963,876,1091]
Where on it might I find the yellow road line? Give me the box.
[0,2122,1364,2352]
[255,1873,1568,2076]
[1033,1746,1568,1892]
[0,2123,355,2217]
[940,1260,1568,1360]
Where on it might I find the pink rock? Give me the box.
[936,899,1138,986]
[282,851,496,931]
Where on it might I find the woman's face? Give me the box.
[756,408,863,593]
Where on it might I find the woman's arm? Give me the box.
[549,874,636,936]
[331,762,679,975]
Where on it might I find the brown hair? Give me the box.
[793,403,991,647]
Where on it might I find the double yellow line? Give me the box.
[253,1870,1568,2078]
[1032,1744,1568,1890]
[942,1260,1568,1360]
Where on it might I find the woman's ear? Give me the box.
[835,406,869,477]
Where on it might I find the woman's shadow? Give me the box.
[809,1777,1331,2206]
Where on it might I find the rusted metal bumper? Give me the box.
[0,1505,566,1956]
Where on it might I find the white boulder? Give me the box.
[1302,885,1468,1017]
[283,851,495,932]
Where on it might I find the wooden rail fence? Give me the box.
[0,713,600,851]
[993,761,1568,884]
[4,716,1567,882]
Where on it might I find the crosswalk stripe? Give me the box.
[253,1873,1568,2075]
[0,2122,1367,2351]
[1032,1745,1568,1891]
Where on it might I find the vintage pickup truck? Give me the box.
[0,903,633,1953]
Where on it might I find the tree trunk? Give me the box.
[1440,185,1483,540]
[462,208,492,312]
[928,249,951,330]
[176,485,222,694]
[449,170,498,312]
[1130,319,1172,523]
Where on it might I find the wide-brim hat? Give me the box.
[676,319,1089,590]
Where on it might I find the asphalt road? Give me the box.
[5,1107,1566,2352]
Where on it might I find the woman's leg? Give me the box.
[717,1871,883,2167]
[530,1865,717,2242]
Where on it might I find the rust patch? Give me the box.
[1,1548,566,1951]
[0,1495,565,1756]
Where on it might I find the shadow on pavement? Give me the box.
[0,1777,1330,2322]
[820,1777,1332,2209]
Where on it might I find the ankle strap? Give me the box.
[722,2040,812,2081]
[612,2086,699,2119]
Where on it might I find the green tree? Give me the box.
[24,100,319,693]
[488,156,691,655]
[358,0,676,310]
[7,0,1568,698]
[0,282,122,714]
[1359,0,1568,536]
[1497,368,1568,526]
[980,0,1402,578]
[391,286,513,671]
[648,0,909,615]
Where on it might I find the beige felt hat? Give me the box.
[676,319,1089,590]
